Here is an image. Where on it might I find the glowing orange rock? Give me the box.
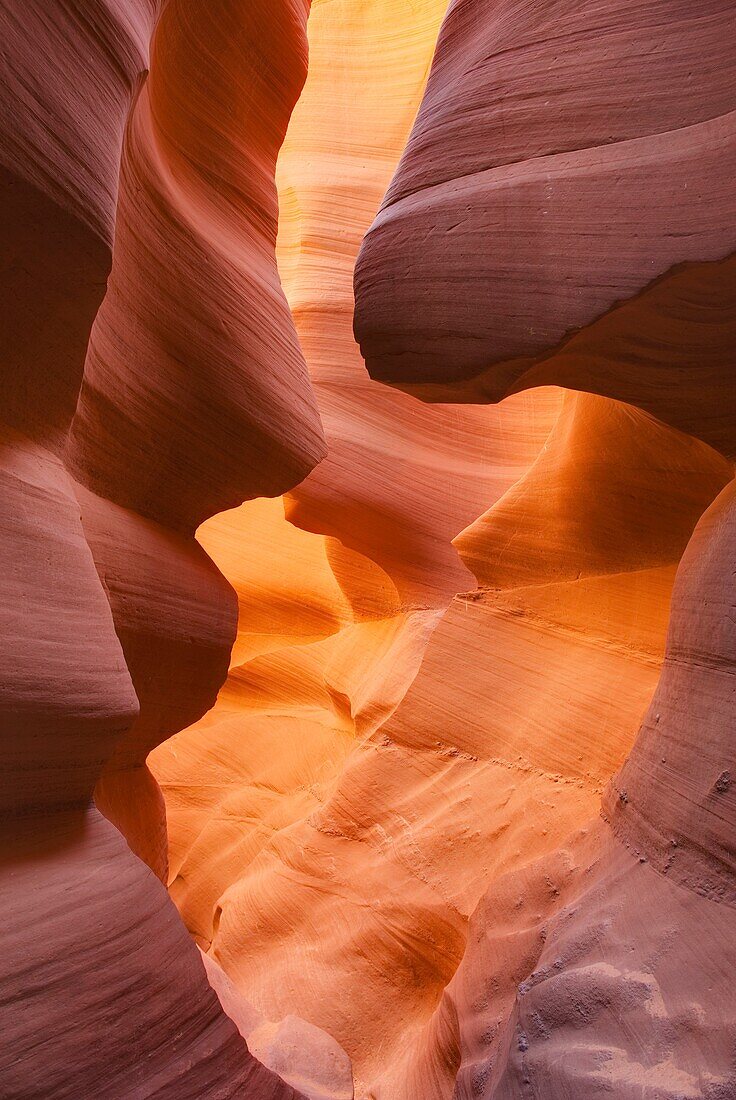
[349,0,736,1094]
[154,3,734,1097]
[0,0,326,1094]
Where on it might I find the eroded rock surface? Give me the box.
[0,0,327,1094]
[4,0,734,1097]
[354,0,736,457]
[349,1,736,1095]
[155,2,735,1098]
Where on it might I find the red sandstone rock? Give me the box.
[390,821,736,1098]
[347,2,736,1095]
[154,5,735,1098]
[0,0,153,446]
[354,0,736,457]
[66,0,325,530]
[4,0,735,1096]
[77,481,238,879]
[0,0,325,1094]
[203,953,354,1100]
[2,809,308,1098]
[274,0,560,605]
[604,478,736,903]
[0,428,138,816]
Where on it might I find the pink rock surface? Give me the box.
[0,0,154,446]
[152,4,735,1097]
[392,822,736,1098]
[203,953,354,1100]
[604,478,736,903]
[3,0,735,1096]
[0,427,138,816]
[0,0,325,1094]
[354,0,736,456]
[78,481,237,879]
[349,1,736,1095]
[3,810,306,1098]
[66,0,325,530]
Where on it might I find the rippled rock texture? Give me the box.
[349,1,736,1096]
[153,1,736,1099]
[1,0,328,1094]
[354,0,736,456]
[3,0,735,1097]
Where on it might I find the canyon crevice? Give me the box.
[1,1,734,1098]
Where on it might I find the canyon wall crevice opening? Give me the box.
[2,1,735,1098]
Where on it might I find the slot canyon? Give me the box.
[1,0,734,1097]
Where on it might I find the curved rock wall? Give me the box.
[354,0,736,457]
[154,1,735,1097]
[5,0,734,1097]
[0,0,326,1094]
[348,0,736,1095]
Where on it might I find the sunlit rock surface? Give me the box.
[352,0,736,1095]
[155,1,735,1098]
[3,0,734,1097]
[0,0,326,1094]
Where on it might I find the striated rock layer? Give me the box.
[349,0,736,1095]
[354,0,736,457]
[155,1,735,1098]
[0,0,331,1095]
[5,0,734,1096]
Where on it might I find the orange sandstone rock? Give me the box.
[349,1,736,1095]
[155,3,734,1098]
[5,0,733,1095]
[0,0,327,1094]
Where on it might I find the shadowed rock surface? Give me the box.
[0,0,329,1094]
[2,0,734,1097]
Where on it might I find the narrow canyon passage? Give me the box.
[1,1,735,1098]
[152,1,736,1097]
